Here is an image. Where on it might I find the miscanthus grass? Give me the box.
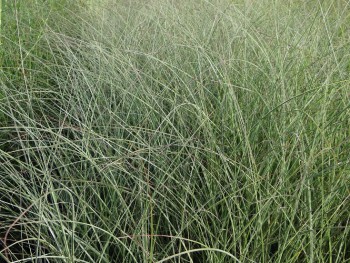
[0,0,349,262]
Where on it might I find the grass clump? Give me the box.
[0,0,349,262]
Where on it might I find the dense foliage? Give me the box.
[0,1,349,262]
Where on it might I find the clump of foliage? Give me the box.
[0,0,349,262]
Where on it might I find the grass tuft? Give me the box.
[0,0,349,262]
